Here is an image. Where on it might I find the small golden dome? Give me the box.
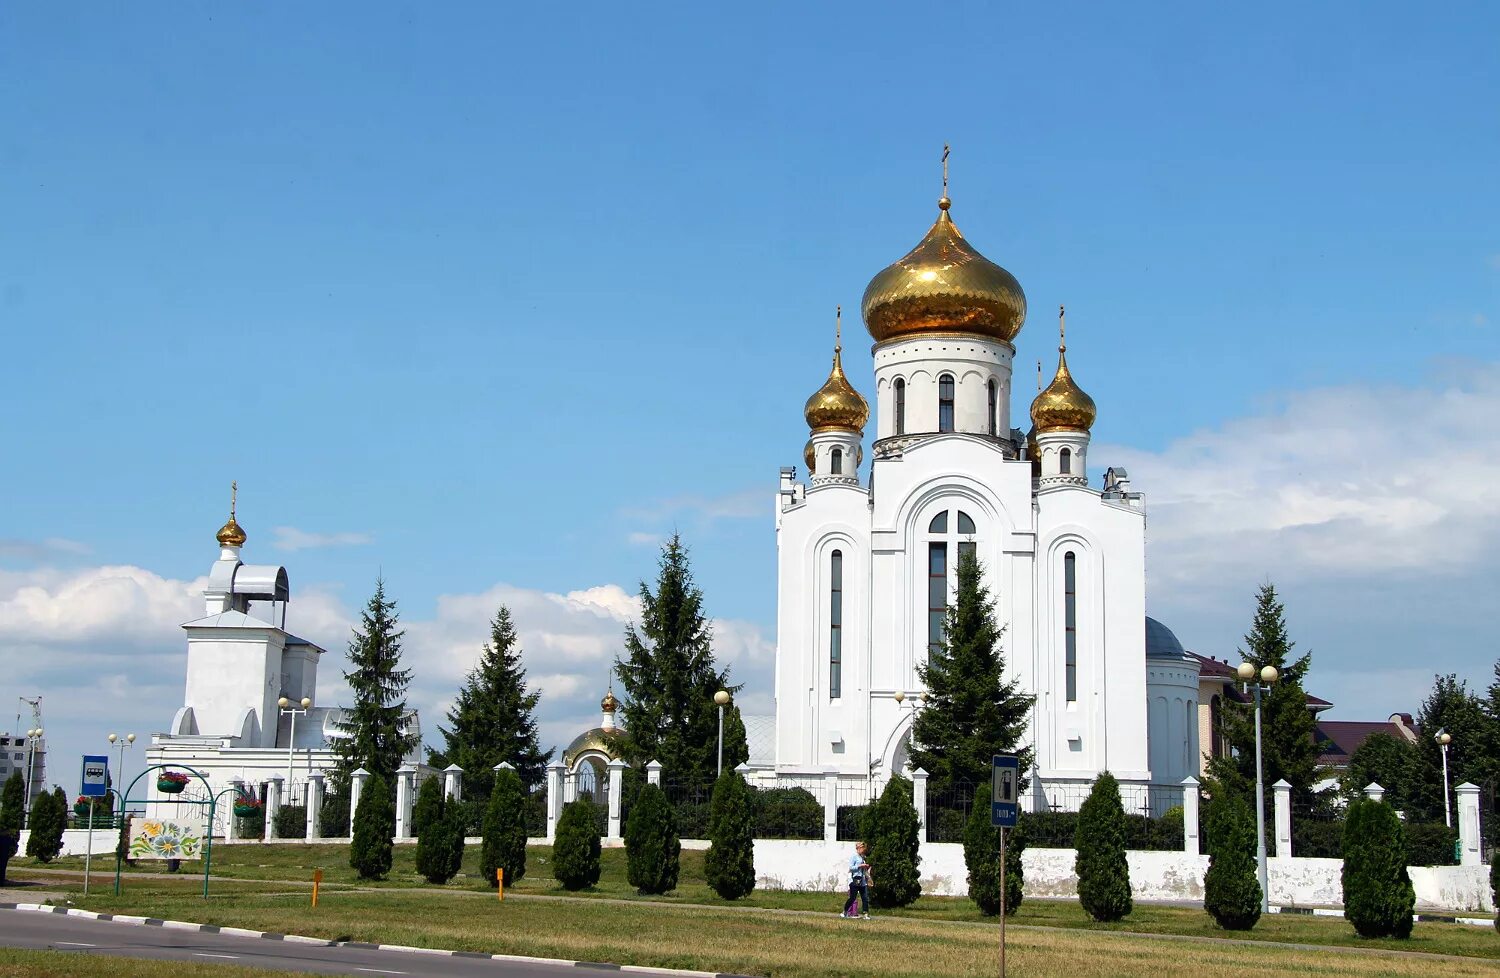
[1026,425,1041,476]
[1030,307,1097,433]
[803,439,816,475]
[215,481,246,546]
[601,689,620,713]
[803,308,869,433]
[861,198,1027,345]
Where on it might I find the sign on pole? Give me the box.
[991,754,1019,827]
[80,755,109,798]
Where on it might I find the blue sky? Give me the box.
[3,3,1498,779]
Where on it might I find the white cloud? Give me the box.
[626,532,662,546]
[0,537,91,561]
[270,527,374,552]
[621,488,766,526]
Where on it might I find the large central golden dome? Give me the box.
[861,197,1027,345]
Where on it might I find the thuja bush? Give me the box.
[419,810,464,884]
[962,800,1024,915]
[1203,789,1261,931]
[705,770,755,900]
[625,783,681,895]
[411,777,445,840]
[481,766,529,887]
[553,800,601,891]
[350,774,395,880]
[25,789,65,863]
[1342,798,1415,939]
[0,773,23,882]
[862,774,922,908]
[1074,772,1132,922]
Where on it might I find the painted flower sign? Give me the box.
[128,817,206,861]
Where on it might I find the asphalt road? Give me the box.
[0,908,695,978]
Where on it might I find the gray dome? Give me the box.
[1145,616,1186,659]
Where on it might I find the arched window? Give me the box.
[829,550,843,699]
[1060,447,1072,474]
[987,379,998,437]
[938,374,955,432]
[830,447,843,475]
[1064,551,1078,703]
[957,511,976,535]
[894,378,906,435]
[928,511,948,534]
[928,541,946,656]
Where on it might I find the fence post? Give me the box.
[1272,779,1292,858]
[265,776,283,841]
[443,764,463,803]
[646,759,662,788]
[395,765,416,839]
[1180,776,1200,855]
[306,773,324,841]
[822,770,839,844]
[348,767,369,842]
[607,759,627,838]
[911,768,929,843]
[1455,782,1480,867]
[1363,782,1384,804]
[546,761,565,842]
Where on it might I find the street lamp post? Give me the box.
[1436,729,1453,828]
[277,697,313,798]
[714,690,730,777]
[107,733,136,808]
[1237,661,1279,915]
[22,728,43,816]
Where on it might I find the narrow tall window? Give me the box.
[938,374,955,432]
[1064,551,1078,703]
[928,542,947,655]
[957,510,976,570]
[830,550,843,699]
[830,447,843,475]
[894,379,906,435]
[987,379,998,436]
[1060,447,1072,474]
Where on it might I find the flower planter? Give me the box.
[233,804,261,818]
[157,779,186,794]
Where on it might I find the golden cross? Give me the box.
[941,143,950,197]
[230,480,238,519]
[835,305,842,354]
[1059,305,1067,352]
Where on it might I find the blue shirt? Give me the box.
[849,853,867,884]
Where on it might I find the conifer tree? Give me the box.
[863,774,922,908]
[1208,584,1321,810]
[1341,733,1421,811]
[553,800,601,890]
[0,773,23,882]
[418,809,464,885]
[1411,675,1488,823]
[614,535,746,783]
[962,800,1024,915]
[414,778,450,882]
[910,549,1033,797]
[1203,787,1261,930]
[722,705,750,772]
[625,783,681,895]
[1341,798,1415,938]
[1074,772,1132,922]
[412,776,445,840]
[431,607,552,795]
[350,773,395,880]
[481,765,528,887]
[335,579,417,786]
[705,769,756,899]
[25,788,65,863]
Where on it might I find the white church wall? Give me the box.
[1146,661,1200,789]
[871,335,1014,439]
[183,628,286,748]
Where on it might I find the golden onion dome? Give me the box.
[601,689,620,713]
[215,481,246,546]
[803,439,816,475]
[861,196,1027,345]
[1030,306,1097,433]
[803,308,869,433]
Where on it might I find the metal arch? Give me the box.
[115,761,219,899]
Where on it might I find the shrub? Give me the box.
[350,774,395,880]
[863,774,922,908]
[963,800,1024,915]
[26,788,65,863]
[481,766,528,887]
[930,807,969,844]
[1074,772,1132,922]
[1019,809,1078,848]
[274,804,307,840]
[412,777,445,840]
[419,811,465,884]
[1341,798,1415,939]
[1292,817,1343,858]
[705,770,755,900]
[625,783,681,895]
[836,804,869,841]
[553,800,601,891]
[1402,823,1457,867]
[673,800,711,839]
[320,783,351,838]
[1203,789,1261,930]
[0,772,23,882]
[751,787,822,839]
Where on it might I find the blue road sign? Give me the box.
[80,755,109,798]
[991,754,1019,827]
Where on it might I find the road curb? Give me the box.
[0,903,759,977]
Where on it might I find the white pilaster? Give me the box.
[1363,782,1384,804]
[546,762,565,842]
[1272,779,1292,858]
[443,764,463,803]
[1181,777,1200,855]
[607,759,627,838]
[1455,782,1481,867]
[646,760,662,788]
[349,767,370,842]
[911,768,928,843]
[265,776,283,841]
[306,773,324,842]
[395,765,416,839]
[822,769,838,844]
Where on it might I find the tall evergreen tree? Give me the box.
[624,783,681,895]
[704,769,756,900]
[481,765,529,887]
[1341,798,1415,939]
[0,773,23,882]
[1203,787,1261,931]
[862,774,923,909]
[411,776,445,840]
[430,607,552,795]
[335,579,418,786]
[614,535,745,782]
[350,773,395,880]
[1411,674,1489,823]
[1208,584,1321,810]
[910,549,1034,797]
[962,800,1023,915]
[1074,772,1132,922]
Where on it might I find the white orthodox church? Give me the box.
[770,184,1200,809]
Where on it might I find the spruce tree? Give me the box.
[1074,772,1132,922]
[910,549,1034,798]
[722,706,750,772]
[1203,787,1261,930]
[0,772,23,882]
[1411,675,1488,823]
[481,765,528,887]
[614,535,746,783]
[553,800,601,890]
[625,783,681,895]
[1207,584,1322,812]
[705,769,756,899]
[412,776,445,840]
[335,579,417,786]
[963,800,1024,915]
[349,773,395,880]
[862,774,922,908]
[1341,798,1415,939]
[432,607,552,796]
[26,788,65,863]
